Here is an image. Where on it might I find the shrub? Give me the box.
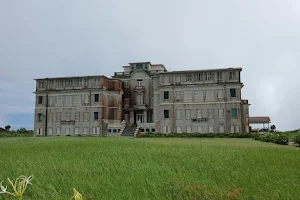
[294,135,300,147]
[137,132,253,139]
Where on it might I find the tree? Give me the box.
[5,125,11,131]
[19,127,27,132]
[270,124,276,132]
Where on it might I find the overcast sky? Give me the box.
[0,0,299,131]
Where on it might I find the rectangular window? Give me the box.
[84,112,89,121]
[74,128,79,134]
[209,126,214,133]
[66,128,70,135]
[208,108,214,118]
[48,128,53,135]
[56,113,61,122]
[75,112,80,121]
[94,112,99,120]
[194,90,204,101]
[217,72,222,81]
[94,78,100,86]
[38,81,44,88]
[175,75,181,83]
[185,74,192,82]
[175,91,181,101]
[230,125,235,133]
[184,91,193,101]
[230,88,237,98]
[217,90,223,98]
[48,113,53,122]
[186,126,192,133]
[97,127,100,134]
[206,90,215,101]
[137,79,143,87]
[196,109,202,118]
[219,125,225,133]
[176,109,181,120]
[56,128,61,135]
[137,94,143,105]
[206,72,214,81]
[66,112,71,121]
[229,71,235,80]
[163,75,170,83]
[218,109,224,118]
[185,109,191,120]
[38,96,43,104]
[164,110,169,119]
[94,94,99,102]
[231,108,238,118]
[38,113,42,122]
[197,126,203,133]
[65,79,72,87]
[177,126,182,133]
[125,98,129,106]
[196,73,204,81]
[92,127,96,134]
[125,81,129,88]
[83,127,88,134]
[235,126,240,133]
[163,91,169,100]
[57,79,64,88]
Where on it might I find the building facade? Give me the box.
[34,62,250,136]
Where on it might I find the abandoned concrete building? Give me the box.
[34,62,250,136]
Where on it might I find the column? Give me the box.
[143,110,147,123]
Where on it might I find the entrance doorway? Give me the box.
[136,114,143,123]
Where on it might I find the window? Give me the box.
[205,72,214,81]
[75,112,80,121]
[56,113,61,122]
[185,74,192,82]
[48,113,53,122]
[176,109,181,120]
[65,79,72,87]
[217,72,222,81]
[208,108,214,118]
[217,90,223,98]
[164,110,169,119]
[94,112,99,120]
[151,128,155,132]
[209,126,214,133]
[66,128,70,135]
[245,109,249,118]
[177,126,182,133]
[175,75,181,83]
[38,81,45,88]
[92,127,100,134]
[137,79,143,87]
[184,91,193,101]
[125,81,129,88]
[230,126,235,133]
[229,71,235,80]
[84,112,89,121]
[57,79,64,88]
[197,126,203,133]
[74,79,82,87]
[186,126,192,133]
[218,109,224,118]
[230,88,237,98]
[66,112,71,121]
[83,127,88,134]
[74,128,79,134]
[37,113,42,122]
[94,94,99,102]
[95,78,100,86]
[38,96,43,104]
[125,98,129,106]
[84,79,88,86]
[197,109,202,118]
[185,109,191,119]
[175,91,181,101]
[219,125,225,133]
[136,64,143,70]
[56,128,61,135]
[206,90,215,101]
[194,90,204,101]
[164,75,170,83]
[231,108,238,118]
[235,126,240,133]
[137,94,143,105]
[196,73,204,81]
[163,91,169,100]
[48,128,53,135]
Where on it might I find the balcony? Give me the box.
[134,86,145,92]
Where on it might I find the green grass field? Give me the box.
[0,137,299,200]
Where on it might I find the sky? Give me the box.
[0,0,299,131]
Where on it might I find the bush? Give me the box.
[294,135,300,147]
[251,133,289,145]
[137,132,253,139]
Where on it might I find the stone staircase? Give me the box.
[122,125,137,136]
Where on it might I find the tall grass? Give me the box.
[0,137,299,199]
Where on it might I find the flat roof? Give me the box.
[34,75,120,81]
[162,67,242,74]
[249,116,271,124]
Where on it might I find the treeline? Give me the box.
[0,126,34,137]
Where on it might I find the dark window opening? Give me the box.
[164,110,170,119]
[38,113,42,122]
[94,94,99,102]
[94,112,99,120]
[113,129,117,133]
[141,128,145,132]
[108,129,112,133]
[231,108,238,118]
[146,128,150,132]
[151,128,155,132]
[38,96,43,104]
[164,91,169,100]
[230,89,237,98]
